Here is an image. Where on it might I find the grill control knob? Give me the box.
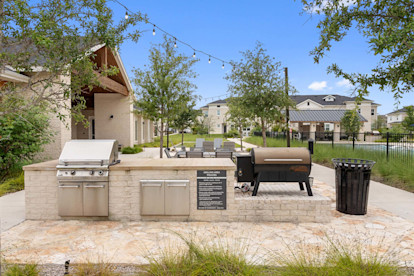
[89,170,94,175]
[98,170,104,176]
[70,170,76,175]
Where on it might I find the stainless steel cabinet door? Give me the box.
[58,182,83,216]
[165,180,190,215]
[83,182,109,216]
[141,180,164,215]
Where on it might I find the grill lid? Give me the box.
[58,140,119,167]
[251,147,311,165]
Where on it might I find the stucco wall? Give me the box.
[94,93,133,148]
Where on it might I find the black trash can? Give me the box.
[332,158,376,215]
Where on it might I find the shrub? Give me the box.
[0,104,51,181]
[224,129,239,138]
[0,172,24,196]
[70,262,119,276]
[121,146,143,154]
[4,264,39,276]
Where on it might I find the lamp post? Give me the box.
[285,67,290,147]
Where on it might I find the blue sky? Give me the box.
[110,0,413,114]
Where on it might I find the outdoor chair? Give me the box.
[215,151,232,158]
[214,138,223,150]
[203,141,214,152]
[223,141,236,152]
[186,151,203,158]
[164,148,175,158]
[195,138,205,148]
[190,147,204,152]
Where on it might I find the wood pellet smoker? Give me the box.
[236,147,313,196]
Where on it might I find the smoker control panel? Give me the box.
[57,170,109,178]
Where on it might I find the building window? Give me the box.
[217,124,220,128]
[217,109,220,115]
[307,102,310,106]
[203,111,208,117]
[371,109,375,116]
[134,120,138,141]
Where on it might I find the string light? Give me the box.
[208,56,211,64]
[112,0,232,71]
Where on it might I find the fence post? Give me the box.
[386,132,389,161]
[353,132,355,150]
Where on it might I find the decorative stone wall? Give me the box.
[24,159,331,223]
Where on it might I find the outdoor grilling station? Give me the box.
[23,139,331,223]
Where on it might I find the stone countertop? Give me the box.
[23,158,236,171]
[110,158,236,171]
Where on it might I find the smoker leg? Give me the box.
[305,179,313,196]
[251,181,255,187]
[252,178,260,196]
[299,182,304,190]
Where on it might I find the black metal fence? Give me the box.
[252,131,414,165]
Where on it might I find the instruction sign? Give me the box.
[197,170,226,210]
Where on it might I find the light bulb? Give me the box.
[153,25,156,36]
[174,40,177,48]
[193,52,196,58]
[208,57,211,64]
[222,63,224,69]
[125,12,129,20]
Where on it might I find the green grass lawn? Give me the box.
[137,134,235,148]
[245,136,414,193]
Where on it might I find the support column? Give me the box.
[334,123,341,142]
[310,122,316,141]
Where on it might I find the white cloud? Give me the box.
[336,79,353,88]
[308,81,327,91]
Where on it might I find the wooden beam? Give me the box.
[104,47,108,69]
[93,71,128,96]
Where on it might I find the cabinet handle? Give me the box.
[58,185,80,188]
[167,183,187,187]
[85,185,105,188]
[141,183,162,187]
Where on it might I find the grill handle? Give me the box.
[58,185,80,188]
[263,158,303,162]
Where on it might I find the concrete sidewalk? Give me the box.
[0,190,25,232]
[229,137,414,223]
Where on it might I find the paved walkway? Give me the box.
[228,137,414,223]
[0,190,25,232]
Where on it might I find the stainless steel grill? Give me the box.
[57,140,119,216]
[236,147,313,196]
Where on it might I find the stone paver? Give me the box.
[1,180,413,266]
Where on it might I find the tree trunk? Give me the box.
[239,124,243,151]
[261,118,267,147]
[181,130,184,146]
[160,119,164,158]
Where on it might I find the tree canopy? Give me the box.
[0,0,145,122]
[301,0,414,100]
[226,96,249,151]
[225,42,294,147]
[401,106,414,132]
[341,109,362,135]
[133,36,198,158]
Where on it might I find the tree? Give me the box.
[401,106,414,132]
[133,36,198,158]
[301,0,414,99]
[226,97,249,151]
[372,115,387,130]
[171,100,200,146]
[0,100,51,180]
[0,0,145,122]
[225,42,294,147]
[341,109,362,135]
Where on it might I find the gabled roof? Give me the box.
[291,94,377,106]
[289,110,367,123]
[208,99,228,105]
[387,106,412,115]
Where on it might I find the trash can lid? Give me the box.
[332,158,376,170]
